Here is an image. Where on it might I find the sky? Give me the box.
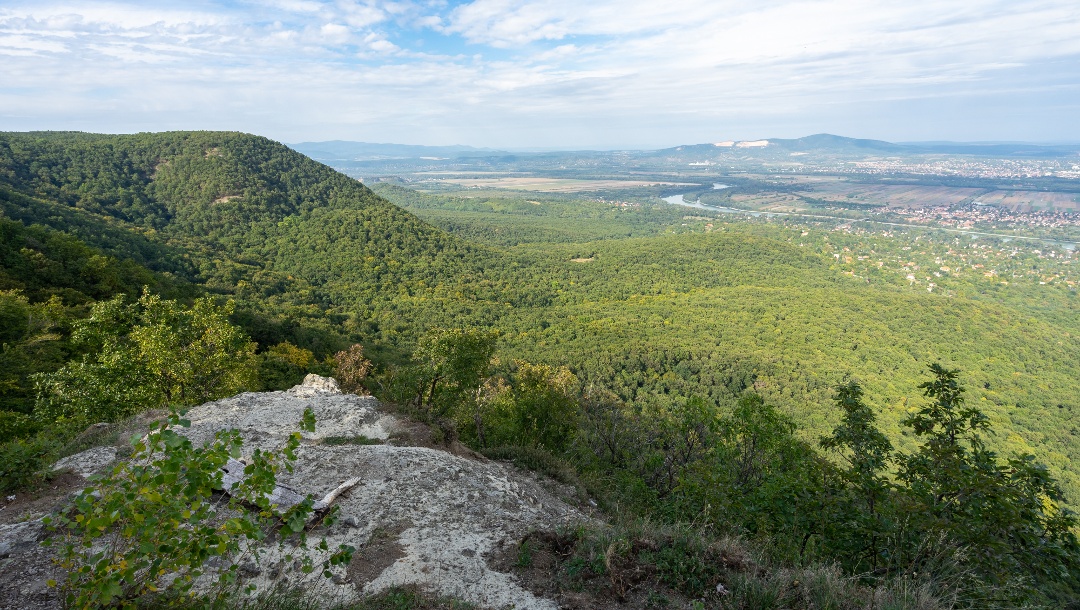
[1,0,1079,149]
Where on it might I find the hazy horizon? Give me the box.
[3,1,1079,149]
[287,135,1080,152]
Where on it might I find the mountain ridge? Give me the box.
[291,134,1080,160]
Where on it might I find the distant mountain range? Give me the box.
[658,134,1080,158]
[289,140,505,161]
[293,135,1080,161]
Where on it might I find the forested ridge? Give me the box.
[2,131,1080,607]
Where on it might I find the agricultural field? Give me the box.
[798,183,982,208]
[727,192,808,211]
[429,177,696,192]
[975,190,1080,212]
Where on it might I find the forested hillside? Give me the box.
[2,131,1079,606]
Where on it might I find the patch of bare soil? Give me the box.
[489,531,681,609]
[381,407,485,461]
[489,531,751,609]
[348,523,410,590]
[0,472,84,526]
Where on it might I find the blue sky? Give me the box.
[2,0,1079,148]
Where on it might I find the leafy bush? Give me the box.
[44,407,353,608]
[411,327,497,417]
[333,343,373,395]
[0,436,51,492]
[472,361,579,451]
[0,290,65,415]
[34,291,257,423]
[258,342,318,391]
[481,444,579,487]
[0,409,39,443]
[896,364,1080,604]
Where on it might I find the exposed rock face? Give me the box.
[0,376,586,609]
[51,446,117,479]
[179,374,392,449]
[0,518,60,610]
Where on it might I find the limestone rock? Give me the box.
[51,446,117,479]
[0,519,45,559]
[178,386,393,451]
[291,373,341,397]
[0,519,60,610]
[177,382,583,608]
[1,381,587,609]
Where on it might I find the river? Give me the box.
[658,185,1078,250]
[661,184,774,217]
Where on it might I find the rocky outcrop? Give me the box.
[51,446,117,479]
[0,376,588,609]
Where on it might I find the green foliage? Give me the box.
[480,445,579,487]
[0,216,160,304]
[896,365,1080,603]
[3,132,1080,602]
[411,327,497,417]
[567,366,1080,604]
[0,410,39,443]
[0,436,51,492]
[511,520,956,610]
[34,291,257,423]
[482,361,579,451]
[258,342,318,391]
[0,290,66,416]
[44,407,353,609]
[819,381,894,573]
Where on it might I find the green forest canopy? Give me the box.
[1,129,1077,504]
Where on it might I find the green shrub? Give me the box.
[481,444,579,486]
[258,342,317,391]
[0,409,39,443]
[0,436,51,492]
[34,291,257,423]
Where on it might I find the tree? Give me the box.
[711,393,825,553]
[0,290,64,420]
[499,361,579,451]
[332,343,372,395]
[34,291,257,424]
[820,381,894,572]
[898,363,1080,601]
[411,327,497,417]
[258,342,317,391]
[580,385,638,468]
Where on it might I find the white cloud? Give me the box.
[0,0,1078,146]
[320,22,352,43]
[368,38,397,52]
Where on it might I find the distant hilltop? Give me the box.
[291,134,1080,162]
